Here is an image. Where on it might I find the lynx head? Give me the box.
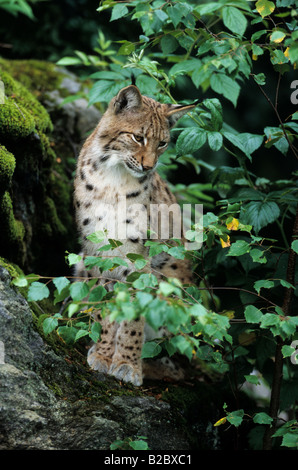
[96,85,197,178]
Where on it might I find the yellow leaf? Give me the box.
[223,310,235,319]
[252,54,258,61]
[284,47,290,58]
[214,417,227,427]
[256,0,275,18]
[270,31,286,43]
[226,218,239,231]
[82,307,93,314]
[220,235,230,248]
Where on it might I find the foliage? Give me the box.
[110,435,149,450]
[0,0,45,19]
[12,0,298,451]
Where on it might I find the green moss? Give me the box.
[0,70,53,135]
[0,145,16,190]
[0,101,35,139]
[0,191,24,241]
[0,256,24,279]
[0,59,63,96]
[0,191,26,263]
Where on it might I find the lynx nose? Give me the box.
[142,164,153,171]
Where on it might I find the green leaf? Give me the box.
[43,316,59,335]
[237,133,263,155]
[253,412,273,425]
[291,240,298,254]
[132,273,158,290]
[207,131,223,151]
[250,248,267,264]
[68,303,81,318]
[53,277,70,294]
[260,313,280,329]
[254,279,274,294]
[84,256,114,271]
[161,35,178,54]
[87,230,106,243]
[89,80,123,106]
[12,276,28,287]
[88,285,107,302]
[288,42,298,65]
[169,335,193,361]
[281,433,298,448]
[118,41,135,56]
[136,291,153,308]
[226,409,244,427]
[244,305,263,323]
[129,439,149,450]
[89,322,102,343]
[222,6,247,37]
[176,127,207,155]
[110,3,129,21]
[167,246,186,260]
[141,341,162,359]
[241,201,280,234]
[69,282,89,301]
[227,240,251,257]
[67,253,82,266]
[244,374,260,385]
[167,3,185,27]
[210,74,240,107]
[75,329,89,341]
[282,345,295,358]
[28,282,50,302]
[135,258,148,270]
[203,98,223,131]
[265,126,289,155]
[56,57,82,66]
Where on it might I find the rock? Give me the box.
[0,266,225,450]
[0,59,101,276]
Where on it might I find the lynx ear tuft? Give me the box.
[114,85,143,113]
[166,101,199,128]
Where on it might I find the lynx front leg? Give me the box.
[109,317,145,386]
[88,317,119,374]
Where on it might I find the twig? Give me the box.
[251,74,298,160]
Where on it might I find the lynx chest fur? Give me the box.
[74,85,194,386]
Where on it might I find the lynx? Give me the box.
[74,85,195,386]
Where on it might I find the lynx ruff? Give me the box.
[74,85,201,386]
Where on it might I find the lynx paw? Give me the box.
[87,348,112,374]
[109,361,143,386]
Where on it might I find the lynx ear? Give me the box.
[166,101,199,128]
[114,85,143,113]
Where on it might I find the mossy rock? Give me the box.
[0,145,15,191]
[0,60,78,275]
[0,69,53,135]
[0,59,62,98]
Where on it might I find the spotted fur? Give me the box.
[74,86,195,386]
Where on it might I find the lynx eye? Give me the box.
[158,141,168,149]
[132,134,144,144]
